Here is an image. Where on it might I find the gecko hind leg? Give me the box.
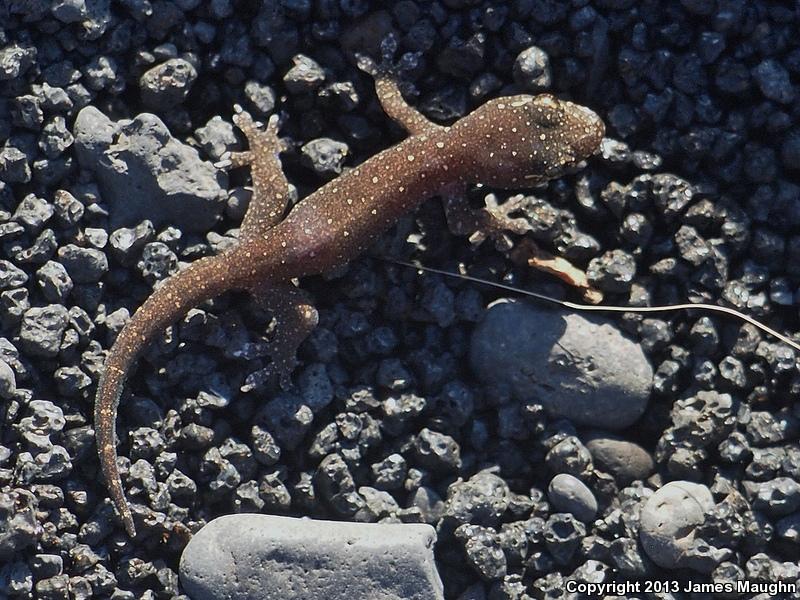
[356,35,440,135]
[218,106,292,239]
[242,283,319,391]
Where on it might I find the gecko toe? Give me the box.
[241,356,297,392]
[355,52,378,76]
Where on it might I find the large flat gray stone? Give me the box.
[179,514,443,600]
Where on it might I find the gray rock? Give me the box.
[301,137,350,176]
[30,553,62,579]
[109,221,155,264]
[57,244,107,283]
[13,194,54,230]
[0,43,37,81]
[513,46,551,91]
[776,513,800,544]
[640,481,731,572]
[0,359,16,398]
[443,471,510,527]
[655,390,737,479]
[586,249,637,293]
[753,59,795,104]
[547,474,598,522]
[470,300,651,430]
[413,428,461,473]
[371,453,407,491]
[243,81,276,115]
[73,106,225,232]
[0,146,31,183]
[194,116,238,162]
[19,305,69,358]
[36,261,73,303]
[0,488,41,561]
[282,54,326,94]
[137,241,178,281]
[139,58,198,110]
[454,524,506,581]
[743,477,800,517]
[584,432,654,484]
[544,513,585,565]
[83,56,120,94]
[0,260,28,290]
[180,514,443,600]
[545,436,593,478]
[52,190,84,227]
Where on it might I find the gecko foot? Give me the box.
[355,34,421,93]
[242,361,295,392]
[241,283,319,392]
[218,107,285,171]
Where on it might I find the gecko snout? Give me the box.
[563,101,605,159]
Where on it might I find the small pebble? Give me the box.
[301,138,350,176]
[547,474,598,522]
[139,58,198,110]
[513,46,551,91]
[584,433,654,484]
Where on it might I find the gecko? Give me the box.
[94,49,605,537]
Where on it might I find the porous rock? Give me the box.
[640,481,731,572]
[73,106,225,232]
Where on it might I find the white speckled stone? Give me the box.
[179,514,444,600]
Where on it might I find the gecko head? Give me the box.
[465,94,604,188]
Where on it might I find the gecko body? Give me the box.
[95,65,604,536]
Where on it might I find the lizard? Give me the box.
[93,48,605,537]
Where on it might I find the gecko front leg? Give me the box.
[220,106,292,239]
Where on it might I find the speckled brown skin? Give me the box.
[95,72,604,536]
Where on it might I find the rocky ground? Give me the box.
[1,0,800,599]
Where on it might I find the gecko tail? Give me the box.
[95,361,138,537]
[94,253,240,537]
